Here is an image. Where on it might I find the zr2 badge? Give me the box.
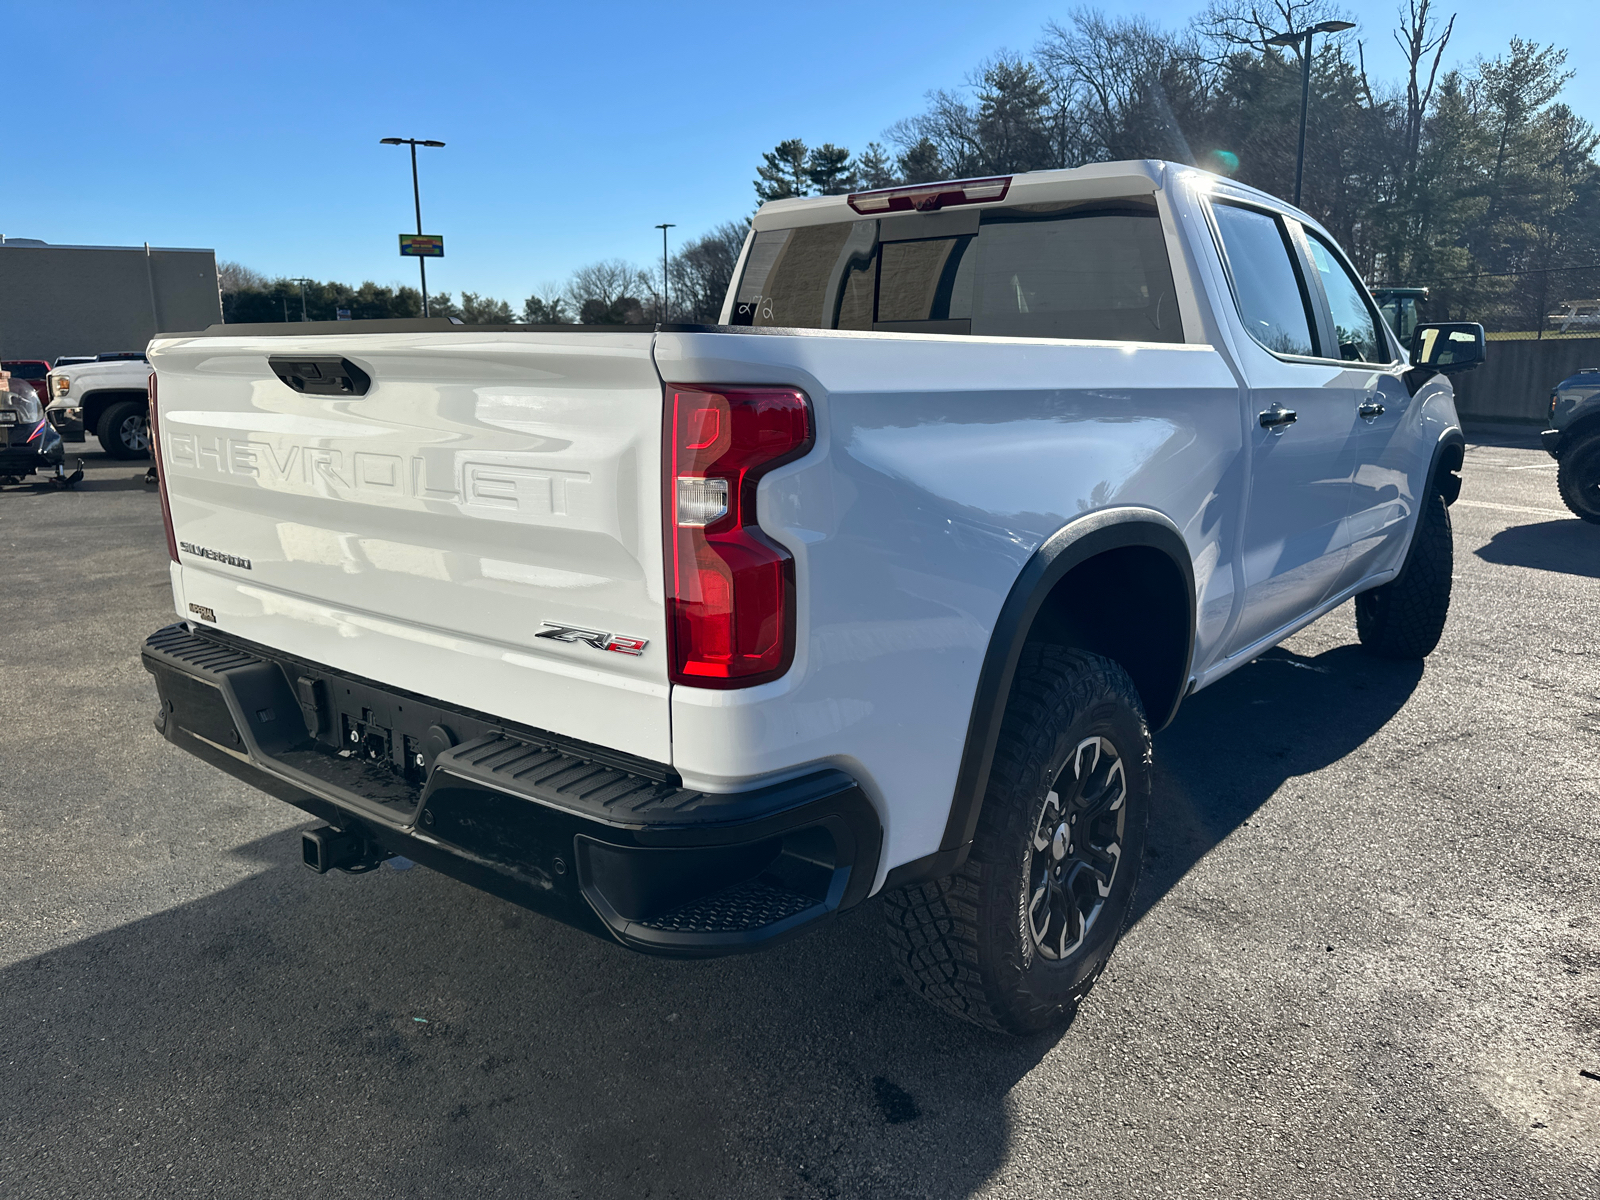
[535,622,648,657]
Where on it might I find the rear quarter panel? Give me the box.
[656,330,1244,884]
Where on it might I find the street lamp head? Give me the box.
[1313,20,1356,33]
[379,138,404,145]
[1265,30,1303,45]
[421,140,446,148]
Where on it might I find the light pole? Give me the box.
[1265,20,1356,208]
[655,223,675,323]
[380,136,445,316]
[289,277,313,322]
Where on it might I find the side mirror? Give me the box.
[1410,322,1485,374]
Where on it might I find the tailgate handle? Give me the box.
[268,356,371,397]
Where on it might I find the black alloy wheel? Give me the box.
[1026,736,1128,962]
[883,646,1151,1034]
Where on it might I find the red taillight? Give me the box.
[847,175,1011,214]
[148,372,179,563]
[665,385,812,687]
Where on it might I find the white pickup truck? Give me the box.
[139,161,1483,1033]
[46,355,155,458]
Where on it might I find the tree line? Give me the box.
[220,1,1597,334]
[747,0,1598,330]
[219,220,749,327]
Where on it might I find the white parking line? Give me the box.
[1455,499,1572,518]
[1505,463,1558,471]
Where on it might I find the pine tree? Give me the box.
[856,142,899,189]
[755,139,810,201]
[806,143,858,194]
[897,138,944,184]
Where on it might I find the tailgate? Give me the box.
[148,330,671,763]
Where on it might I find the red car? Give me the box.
[2,360,52,397]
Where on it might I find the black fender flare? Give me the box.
[1430,427,1466,504]
[1549,408,1600,458]
[883,507,1196,891]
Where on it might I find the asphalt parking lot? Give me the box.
[2,434,1597,1200]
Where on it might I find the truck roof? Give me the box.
[751,159,1305,232]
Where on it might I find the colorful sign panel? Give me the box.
[399,234,444,258]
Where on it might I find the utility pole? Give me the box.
[289,278,313,322]
[1265,20,1356,208]
[380,137,446,316]
[655,223,675,323]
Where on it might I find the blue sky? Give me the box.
[7,0,1595,305]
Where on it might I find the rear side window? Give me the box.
[1211,203,1317,357]
[730,199,1184,344]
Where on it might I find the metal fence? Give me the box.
[1392,262,1600,341]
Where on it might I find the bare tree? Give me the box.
[668,222,750,323]
[565,259,652,324]
[216,261,268,292]
[887,87,985,178]
[521,282,569,324]
[1036,11,1215,165]
[1391,0,1456,178]
[1198,0,1353,61]
[565,260,651,311]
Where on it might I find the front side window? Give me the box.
[1306,234,1390,363]
[1211,202,1317,357]
[729,199,1184,343]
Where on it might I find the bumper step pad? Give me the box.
[142,623,882,956]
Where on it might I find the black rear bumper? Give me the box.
[141,623,881,956]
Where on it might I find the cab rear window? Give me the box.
[730,198,1183,344]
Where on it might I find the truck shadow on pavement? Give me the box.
[1473,518,1600,577]
[1138,641,1424,928]
[0,643,1422,1200]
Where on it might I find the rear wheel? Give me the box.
[882,646,1150,1034]
[1556,432,1600,523]
[1356,489,1453,659]
[97,400,150,459]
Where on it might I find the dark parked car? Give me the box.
[1543,367,1600,522]
[0,377,75,487]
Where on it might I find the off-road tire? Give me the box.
[97,400,150,460]
[1355,489,1453,659]
[1556,432,1600,523]
[882,646,1151,1035]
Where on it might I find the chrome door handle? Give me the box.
[1259,405,1298,428]
[1358,400,1386,419]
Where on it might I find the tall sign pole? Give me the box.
[655,223,675,323]
[411,142,427,316]
[381,137,446,317]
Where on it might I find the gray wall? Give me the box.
[0,244,221,361]
[1452,336,1600,422]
